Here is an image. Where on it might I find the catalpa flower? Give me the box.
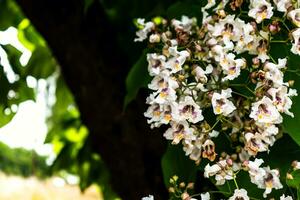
[247,159,283,198]
[183,134,205,161]
[164,121,196,144]
[200,192,210,200]
[134,18,154,42]
[144,103,174,128]
[166,46,190,74]
[273,0,292,13]
[280,194,293,200]
[260,167,283,198]
[291,28,300,55]
[263,58,287,87]
[229,189,250,200]
[142,195,154,200]
[212,88,236,116]
[147,87,177,104]
[172,16,196,33]
[248,0,274,23]
[288,9,300,27]
[219,53,246,81]
[235,21,255,54]
[202,139,217,161]
[193,64,213,83]
[172,96,204,123]
[250,96,283,124]
[148,71,179,91]
[268,86,298,117]
[204,160,235,185]
[208,15,242,47]
[256,31,270,62]
[147,53,166,76]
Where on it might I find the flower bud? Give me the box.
[179,182,186,188]
[286,173,293,180]
[288,80,295,87]
[268,21,280,34]
[149,33,161,43]
[168,187,175,193]
[187,182,194,190]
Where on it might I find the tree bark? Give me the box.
[15,0,168,199]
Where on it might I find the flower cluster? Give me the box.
[136,0,300,199]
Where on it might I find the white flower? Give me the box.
[134,18,154,42]
[212,88,236,116]
[273,0,292,12]
[248,0,274,23]
[144,103,174,128]
[203,0,216,10]
[204,160,234,185]
[183,136,204,161]
[172,96,204,123]
[293,161,300,169]
[148,72,179,91]
[268,86,297,117]
[219,53,246,81]
[247,159,283,198]
[229,189,250,200]
[250,96,283,124]
[256,31,270,62]
[261,167,283,198]
[164,121,196,144]
[166,46,190,73]
[172,16,196,32]
[209,130,219,138]
[264,58,287,87]
[142,195,154,200]
[201,192,210,200]
[291,28,300,55]
[193,64,213,83]
[208,15,245,49]
[288,9,300,27]
[147,53,166,76]
[204,162,222,178]
[280,194,293,200]
[244,132,271,155]
[149,87,177,104]
[235,21,255,54]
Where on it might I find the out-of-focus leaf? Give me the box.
[166,0,205,20]
[161,144,198,187]
[286,170,300,189]
[84,0,95,13]
[24,46,57,79]
[124,49,151,107]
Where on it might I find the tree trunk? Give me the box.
[15,0,168,199]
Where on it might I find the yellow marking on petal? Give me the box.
[229,68,236,75]
[159,92,167,98]
[216,106,222,114]
[164,114,172,122]
[153,111,161,117]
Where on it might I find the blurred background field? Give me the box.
[0,173,102,200]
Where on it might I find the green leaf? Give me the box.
[166,0,205,20]
[287,170,300,189]
[161,144,198,187]
[124,49,151,108]
[84,0,94,13]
